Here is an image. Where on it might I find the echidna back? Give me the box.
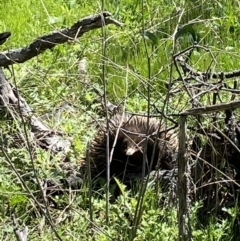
[88,113,178,183]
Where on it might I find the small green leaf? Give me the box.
[10,194,27,206]
[113,177,126,196]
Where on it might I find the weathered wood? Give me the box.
[0,11,123,157]
[12,214,28,241]
[180,100,240,116]
[176,56,240,79]
[0,67,71,159]
[0,32,11,45]
[0,12,123,67]
[178,115,190,240]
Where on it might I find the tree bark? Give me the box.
[0,11,123,67]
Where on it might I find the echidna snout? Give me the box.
[121,137,141,156]
[88,113,178,183]
[125,147,137,156]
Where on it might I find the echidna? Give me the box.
[88,113,178,184]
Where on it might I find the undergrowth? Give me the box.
[1,0,240,240]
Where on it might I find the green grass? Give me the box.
[1,0,240,240]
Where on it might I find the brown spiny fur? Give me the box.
[89,113,178,183]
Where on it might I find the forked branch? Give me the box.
[0,11,123,67]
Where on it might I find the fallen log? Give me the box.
[0,11,122,157]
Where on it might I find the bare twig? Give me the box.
[178,115,191,240]
[0,12,123,67]
[176,55,240,79]
[180,100,240,116]
[1,147,62,241]
[0,67,72,158]
[0,32,11,45]
[12,214,28,241]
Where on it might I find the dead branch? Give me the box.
[0,11,123,157]
[0,67,72,159]
[12,214,28,241]
[178,115,192,240]
[0,32,11,45]
[176,55,240,79]
[0,12,124,198]
[180,100,240,116]
[0,11,123,67]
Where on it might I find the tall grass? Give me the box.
[0,0,240,240]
